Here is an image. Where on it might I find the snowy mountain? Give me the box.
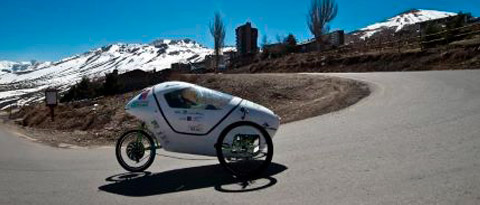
[0,60,45,74]
[354,9,457,39]
[0,39,214,108]
[0,61,18,72]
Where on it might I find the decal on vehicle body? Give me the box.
[189,124,203,132]
[150,120,160,129]
[179,116,203,122]
[130,101,149,108]
[174,110,204,116]
[187,111,204,116]
[138,89,150,100]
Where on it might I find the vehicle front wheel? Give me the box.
[115,130,156,172]
[216,122,274,178]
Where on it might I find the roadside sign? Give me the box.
[45,88,58,106]
[44,88,58,121]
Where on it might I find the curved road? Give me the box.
[1,70,480,204]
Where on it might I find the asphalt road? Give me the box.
[1,70,480,204]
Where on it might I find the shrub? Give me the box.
[61,76,102,102]
[284,34,298,53]
[103,69,122,96]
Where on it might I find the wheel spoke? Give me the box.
[216,124,273,177]
[116,131,156,172]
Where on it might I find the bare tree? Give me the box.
[209,12,226,72]
[276,34,283,44]
[261,35,269,49]
[307,0,338,51]
[284,34,298,53]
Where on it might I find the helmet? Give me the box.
[182,88,199,104]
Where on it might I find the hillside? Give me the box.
[8,74,369,147]
[0,61,50,74]
[0,39,213,108]
[231,43,480,73]
[349,9,457,41]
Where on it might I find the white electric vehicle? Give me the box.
[116,81,280,177]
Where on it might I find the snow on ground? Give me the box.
[0,39,214,109]
[3,9,456,108]
[0,61,18,71]
[358,9,457,39]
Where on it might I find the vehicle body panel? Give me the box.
[125,81,280,156]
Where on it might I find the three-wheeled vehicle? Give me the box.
[116,81,280,177]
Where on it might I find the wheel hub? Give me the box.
[227,134,259,158]
[126,141,145,162]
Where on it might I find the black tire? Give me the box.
[115,130,156,172]
[216,122,274,178]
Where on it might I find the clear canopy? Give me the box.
[164,86,233,110]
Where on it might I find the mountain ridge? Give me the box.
[0,39,215,108]
[352,9,457,39]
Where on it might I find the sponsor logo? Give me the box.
[174,110,204,116]
[130,101,149,108]
[138,89,150,101]
[189,124,203,132]
[179,116,203,122]
[150,120,160,129]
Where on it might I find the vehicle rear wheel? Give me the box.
[116,130,156,172]
[216,122,274,178]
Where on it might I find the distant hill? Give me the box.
[0,39,215,108]
[348,9,457,41]
[0,60,49,74]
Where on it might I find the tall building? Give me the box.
[235,22,258,56]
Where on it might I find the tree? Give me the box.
[284,34,297,53]
[261,35,269,50]
[75,76,96,100]
[103,69,122,96]
[307,0,338,51]
[60,85,76,102]
[209,12,226,72]
[61,76,101,102]
[276,34,284,44]
[261,35,269,59]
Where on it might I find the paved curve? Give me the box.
[1,70,480,204]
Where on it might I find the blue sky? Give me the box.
[0,0,478,62]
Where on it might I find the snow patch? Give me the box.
[0,39,218,108]
[358,9,456,39]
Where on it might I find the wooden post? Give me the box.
[49,105,55,122]
[8,106,12,119]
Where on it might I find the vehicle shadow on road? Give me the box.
[98,163,287,196]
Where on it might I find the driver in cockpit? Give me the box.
[181,88,220,110]
[182,88,201,107]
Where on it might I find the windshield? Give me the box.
[164,86,233,110]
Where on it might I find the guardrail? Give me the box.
[321,23,480,56]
